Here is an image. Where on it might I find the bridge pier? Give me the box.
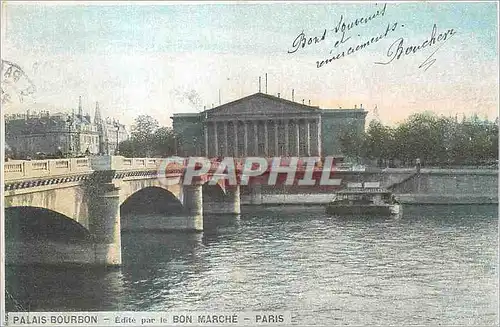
[226,185,241,215]
[250,184,262,205]
[182,184,204,231]
[89,183,122,266]
[204,185,241,215]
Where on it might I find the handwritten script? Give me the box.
[374,24,457,71]
[287,3,387,54]
[287,4,456,71]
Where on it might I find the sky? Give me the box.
[1,1,499,128]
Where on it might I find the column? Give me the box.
[244,121,248,156]
[182,183,203,231]
[233,121,239,157]
[306,120,311,156]
[89,183,122,266]
[213,121,218,157]
[253,121,258,156]
[295,120,300,156]
[224,121,228,157]
[264,120,269,156]
[317,116,322,157]
[204,124,209,157]
[274,121,279,156]
[284,120,289,156]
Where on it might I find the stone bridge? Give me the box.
[4,156,240,266]
[6,156,495,266]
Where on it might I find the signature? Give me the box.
[287,3,387,54]
[375,24,456,71]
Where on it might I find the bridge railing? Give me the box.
[90,156,165,171]
[4,158,92,181]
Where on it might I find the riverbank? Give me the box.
[241,168,498,205]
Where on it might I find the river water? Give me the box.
[5,205,499,325]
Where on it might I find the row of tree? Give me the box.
[339,112,498,167]
[121,113,498,167]
[118,115,177,157]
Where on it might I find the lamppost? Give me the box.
[66,116,73,157]
[173,134,178,156]
[193,136,198,156]
[114,121,120,155]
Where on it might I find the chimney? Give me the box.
[302,99,305,104]
[259,76,261,92]
[360,104,363,109]
[78,96,83,117]
[292,89,295,101]
[265,73,268,94]
[354,104,357,109]
[277,92,280,98]
[308,99,311,105]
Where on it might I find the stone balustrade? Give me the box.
[4,158,92,181]
[90,155,166,171]
[3,156,180,183]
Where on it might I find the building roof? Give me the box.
[172,113,201,117]
[204,92,321,117]
[170,92,369,121]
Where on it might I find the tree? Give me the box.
[131,115,159,140]
[118,139,138,158]
[130,115,160,156]
[359,113,498,167]
[393,112,446,166]
[119,116,178,157]
[364,120,395,166]
[338,121,366,163]
[152,127,177,156]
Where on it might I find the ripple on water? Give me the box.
[5,205,498,325]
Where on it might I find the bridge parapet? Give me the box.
[90,155,165,171]
[4,158,92,181]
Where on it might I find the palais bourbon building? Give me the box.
[172,93,367,157]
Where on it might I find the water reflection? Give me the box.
[5,204,498,325]
[202,214,241,246]
[5,265,126,311]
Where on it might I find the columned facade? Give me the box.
[204,117,322,157]
[172,92,368,157]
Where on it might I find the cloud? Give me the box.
[2,3,498,128]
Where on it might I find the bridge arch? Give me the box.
[5,206,94,265]
[5,206,92,242]
[120,186,184,215]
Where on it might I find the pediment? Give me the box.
[205,93,320,118]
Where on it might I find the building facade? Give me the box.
[5,97,128,158]
[172,93,367,157]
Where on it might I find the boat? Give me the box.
[326,182,401,217]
